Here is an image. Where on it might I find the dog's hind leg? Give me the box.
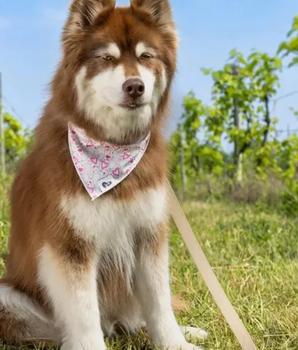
[0,281,60,346]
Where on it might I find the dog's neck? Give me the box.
[68,111,152,146]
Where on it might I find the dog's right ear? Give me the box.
[62,0,115,53]
[64,0,115,35]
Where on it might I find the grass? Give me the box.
[0,179,297,349]
[170,201,298,350]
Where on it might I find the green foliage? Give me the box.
[280,190,298,217]
[290,107,298,118]
[181,92,224,177]
[171,48,286,195]
[0,107,33,173]
[278,14,298,67]
[279,179,298,217]
[169,92,225,198]
[203,49,281,166]
[169,127,184,190]
[171,13,298,206]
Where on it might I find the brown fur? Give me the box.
[0,0,179,346]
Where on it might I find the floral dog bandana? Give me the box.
[68,124,150,201]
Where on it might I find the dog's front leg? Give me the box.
[38,244,105,350]
[136,225,203,350]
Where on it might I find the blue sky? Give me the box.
[0,0,297,137]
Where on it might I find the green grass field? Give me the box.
[0,186,297,349]
[170,202,298,350]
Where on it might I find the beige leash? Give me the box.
[168,184,257,350]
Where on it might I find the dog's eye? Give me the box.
[102,55,114,61]
[140,53,154,61]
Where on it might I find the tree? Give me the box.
[169,126,187,196]
[169,14,298,202]
[0,108,33,173]
[202,49,281,180]
[171,92,224,195]
[278,14,298,67]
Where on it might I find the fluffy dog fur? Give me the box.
[0,1,206,349]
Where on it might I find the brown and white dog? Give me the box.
[0,0,206,349]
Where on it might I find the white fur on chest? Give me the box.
[60,186,167,251]
[60,187,167,291]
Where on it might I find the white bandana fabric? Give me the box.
[68,124,150,201]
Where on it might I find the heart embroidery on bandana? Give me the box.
[122,152,130,160]
[87,140,95,148]
[101,159,109,170]
[112,167,120,178]
[68,123,150,201]
[90,156,99,165]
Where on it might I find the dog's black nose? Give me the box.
[123,78,145,99]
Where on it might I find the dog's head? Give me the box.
[57,0,178,143]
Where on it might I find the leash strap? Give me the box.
[168,184,257,350]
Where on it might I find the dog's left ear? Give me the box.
[130,0,176,34]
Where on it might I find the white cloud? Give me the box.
[0,17,11,31]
